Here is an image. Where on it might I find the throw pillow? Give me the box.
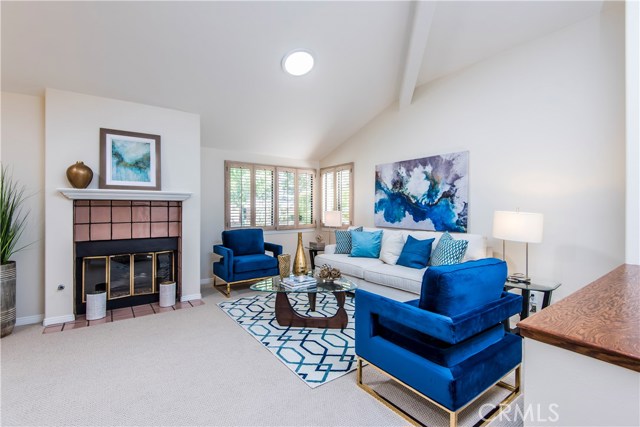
[335,226,363,254]
[429,232,468,266]
[350,230,383,258]
[396,235,435,268]
[379,231,404,264]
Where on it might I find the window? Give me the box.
[320,163,353,226]
[225,161,315,230]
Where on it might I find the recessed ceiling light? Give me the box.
[282,50,314,76]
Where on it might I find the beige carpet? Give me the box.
[1,284,523,426]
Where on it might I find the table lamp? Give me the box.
[492,210,544,283]
[323,210,342,244]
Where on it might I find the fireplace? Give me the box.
[75,238,178,313]
[72,199,182,314]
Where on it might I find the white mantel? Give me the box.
[58,188,192,201]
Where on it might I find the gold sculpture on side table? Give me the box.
[293,232,307,275]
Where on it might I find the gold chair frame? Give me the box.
[212,275,273,298]
[356,357,521,427]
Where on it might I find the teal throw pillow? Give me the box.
[350,230,383,258]
[396,236,435,269]
[429,232,469,266]
[335,226,363,254]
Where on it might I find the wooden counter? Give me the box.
[517,264,640,372]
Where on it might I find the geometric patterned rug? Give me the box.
[218,292,356,388]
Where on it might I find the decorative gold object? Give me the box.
[66,161,93,188]
[278,254,291,279]
[318,265,331,279]
[293,232,307,275]
[317,264,340,281]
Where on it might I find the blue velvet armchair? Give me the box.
[355,258,522,427]
[213,229,283,297]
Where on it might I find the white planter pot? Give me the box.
[86,291,107,320]
[159,281,176,307]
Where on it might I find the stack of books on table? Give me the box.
[282,275,317,289]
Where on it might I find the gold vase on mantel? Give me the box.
[66,161,93,189]
[292,232,308,276]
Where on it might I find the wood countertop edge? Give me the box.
[518,323,640,373]
[517,264,640,373]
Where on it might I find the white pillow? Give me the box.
[379,231,405,265]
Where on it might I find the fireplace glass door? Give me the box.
[82,257,107,303]
[155,251,174,288]
[133,253,154,295]
[82,251,175,305]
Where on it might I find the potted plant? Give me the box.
[1,165,30,337]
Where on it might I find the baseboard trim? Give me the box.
[200,278,214,285]
[16,314,45,326]
[43,314,75,326]
[181,293,202,302]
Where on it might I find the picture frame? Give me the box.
[99,128,161,190]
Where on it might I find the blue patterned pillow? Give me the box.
[429,232,468,266]
[335,226,363,254]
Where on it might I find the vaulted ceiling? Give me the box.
[1,1,608,161]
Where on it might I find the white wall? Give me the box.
[321,6,626,300]
[626,0,640,265]
[200,147,319,283]
[523,339,640,427]
[43,89,201,325]
[0,93,46,324]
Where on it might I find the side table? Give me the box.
[504,278,561,321]
[306,246,324,270]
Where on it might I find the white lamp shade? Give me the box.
[324,210,342,227]
[493,211,544,243]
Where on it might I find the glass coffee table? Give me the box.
[250,276,357,329]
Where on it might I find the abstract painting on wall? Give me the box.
[374,151,469,232]
[99,128,161,190]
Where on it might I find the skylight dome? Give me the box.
[282,50,314,76]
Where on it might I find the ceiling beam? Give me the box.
[398,1,437,110]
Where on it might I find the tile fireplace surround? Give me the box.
[59,188,192,318]
[73,200,182,242]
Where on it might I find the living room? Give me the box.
[1,1,638,426]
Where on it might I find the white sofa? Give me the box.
[314,227,489,300]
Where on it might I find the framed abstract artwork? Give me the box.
[99,128,161,190]
[374,151,469,232]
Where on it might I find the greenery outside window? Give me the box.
[320,163,353,227]
[225,161,315,230]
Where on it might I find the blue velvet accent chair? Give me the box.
[213,229,283,297]
[355,258,522,427]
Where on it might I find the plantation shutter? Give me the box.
[320,163,353,227]
[297,170,314,227]
[336,167,351,226]
[277,168,296,228]
[227,164,252,228]
[254,167,275,228]
[225,160,319,230]
[321,170,335,224]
